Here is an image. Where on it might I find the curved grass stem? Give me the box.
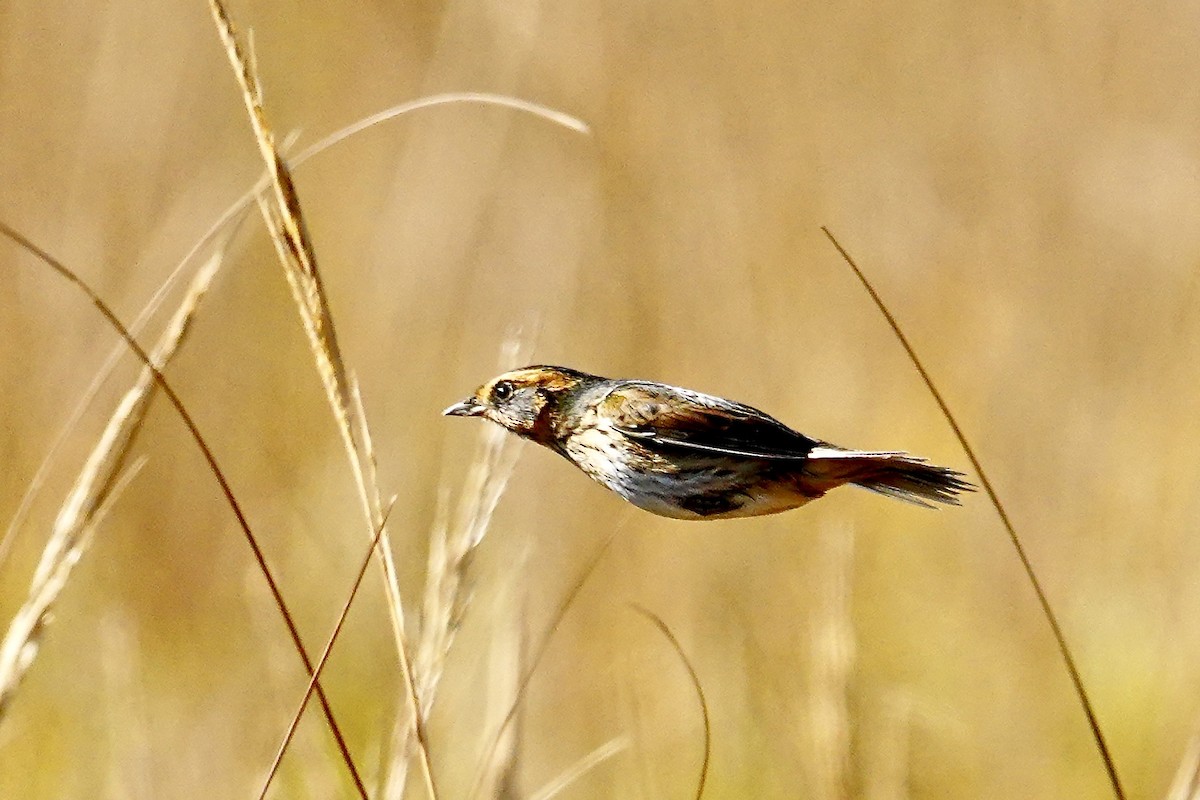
[819,226,1125,800]
[0,221,369,798]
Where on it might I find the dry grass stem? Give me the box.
[862,694,913,800]
[806,523,854,800]
[384,335,527,799]
[466,526,622,800]
[621,659,656,800]
[476,585,527,798]
[295,92,588,160]
[241,570,342,800]
[1168,732,1200,800]
[0,246,222,721]
[206,1,436,796]
[0,230,239,576]
[0,221,367,796]
[208,2,590,794]
[631,605,711,800]
[160,92,589,352]
[526,736,631,800]
[819,226,1126,800]
[99,613,153,800]
[258,499,398,800]
[415,335,529,716]
[0,218,247,578]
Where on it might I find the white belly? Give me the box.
[561,423,814,520]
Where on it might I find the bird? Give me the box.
[443,366,973,520]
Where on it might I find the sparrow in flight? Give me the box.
[444,366,972,520]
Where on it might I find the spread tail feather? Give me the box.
[805,446,975,508]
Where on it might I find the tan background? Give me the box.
[2,0,1199,797]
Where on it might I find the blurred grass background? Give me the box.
[2,0,1199,797]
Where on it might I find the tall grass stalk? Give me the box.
[0,245,223,720]
[807,523,854,800]
[257,500,398,800]
[631,606,711,800]
[202,3,595,794]
[0,222,246,578]
[820,226,1125,800]
[385,335,527,799]
[0,220,368,796]
[204,1,438,795]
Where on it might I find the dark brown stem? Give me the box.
[630,605,710,800]
[467,528,620,800]
[820,226,1124,800]
[259,500,397,799]
[0,221,369,799]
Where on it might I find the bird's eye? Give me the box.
[492,381,513,402]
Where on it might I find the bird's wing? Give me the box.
[600,382,819,460]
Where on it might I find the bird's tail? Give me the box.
[804,446,974,508]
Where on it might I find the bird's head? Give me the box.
[443,365,594,443]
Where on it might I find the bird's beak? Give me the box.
[443,397,484,417]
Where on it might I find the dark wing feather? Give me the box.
[601,382,818,460]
